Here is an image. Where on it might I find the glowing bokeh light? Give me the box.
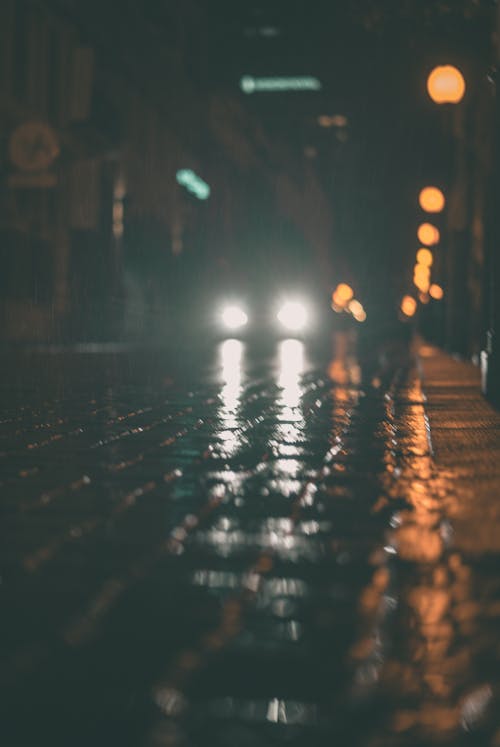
[418,223,440,246]
[332,292,346,310]
[401,295,417,317]
[427,65,466,104]
[335,283,354,303]
[416,248,434,267]
[414,264,431,280]
[430,284,444,300]
[347,299,366,322]
[318,114,348,128]
[221,305,248,331]
[414,265,431,293]
[277,301,308,333]
[240,76,322,94]
[419,187,445,213]
[176,169,211,200]
[348,299,363,315]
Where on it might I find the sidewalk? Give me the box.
[419,343,500,556]
[378,341,500,745]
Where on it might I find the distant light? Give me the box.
[429,283,444,300]
[222,305,248,330]
[416,248,433,267]
[176,169,211,200]
[318,114,348,128]
[304,145,317,159]
[240,75,322,94]
[334,283,354,304]
[419,187,445,213]
[414,264,430,280]
[414,280,430,294]
[244,26,281,38]
[277,301,308,332]
[419,292,430,304]
[347,298,366,322]
[348,299,363,316]
[414,263,431,293]
[260,26,280,37]
[417,222,440,246]
[401,295,417,317]
[113,202,124,222]
[427,65,466,104]
[114,177,126,200]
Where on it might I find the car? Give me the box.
[215,294,316,339]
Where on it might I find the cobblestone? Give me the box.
[1,338,499,746]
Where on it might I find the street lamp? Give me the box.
[401,296,417,318]
[417,222,440,246]
[419,186,445,213]
[416,248,433,267]
[427,65,466,104]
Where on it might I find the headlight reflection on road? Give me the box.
[278,339,305,410]
[274,339,306,480]
[217,339,245,456]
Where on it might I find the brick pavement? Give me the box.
[0,339,499,747]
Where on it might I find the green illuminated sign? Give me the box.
[176,169,210,200]
[240,75,322,94]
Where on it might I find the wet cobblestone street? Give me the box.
[1,337,500,746]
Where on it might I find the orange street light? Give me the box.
[347,299,366,322]
[419,186,445,213]
[429,283,444,300]
[427,65,466,104]
[334,283,354,303]
[416,248,433,267]
[401,295,417,317]
[414,265,430,281]
[417,222,440,246]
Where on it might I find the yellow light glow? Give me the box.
[413,263,431,293]
[414,264,430,280]
[401,296,417,317]
[419,187,445,213]
[419,292,430,304]
[417,223,440,246]
[416,248,433,267]
[429,283,444,300]
[346,299,366,322]
[277,301,308,332]
[348,299,363,316]
[427,65,466,104]
[335,283,354,303]
[415,279,430,293]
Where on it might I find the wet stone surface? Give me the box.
[1,338,500,746]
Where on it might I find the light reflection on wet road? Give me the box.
[1,336,499,746]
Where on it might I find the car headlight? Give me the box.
[277,301,308,332]
[221,305,248,330]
